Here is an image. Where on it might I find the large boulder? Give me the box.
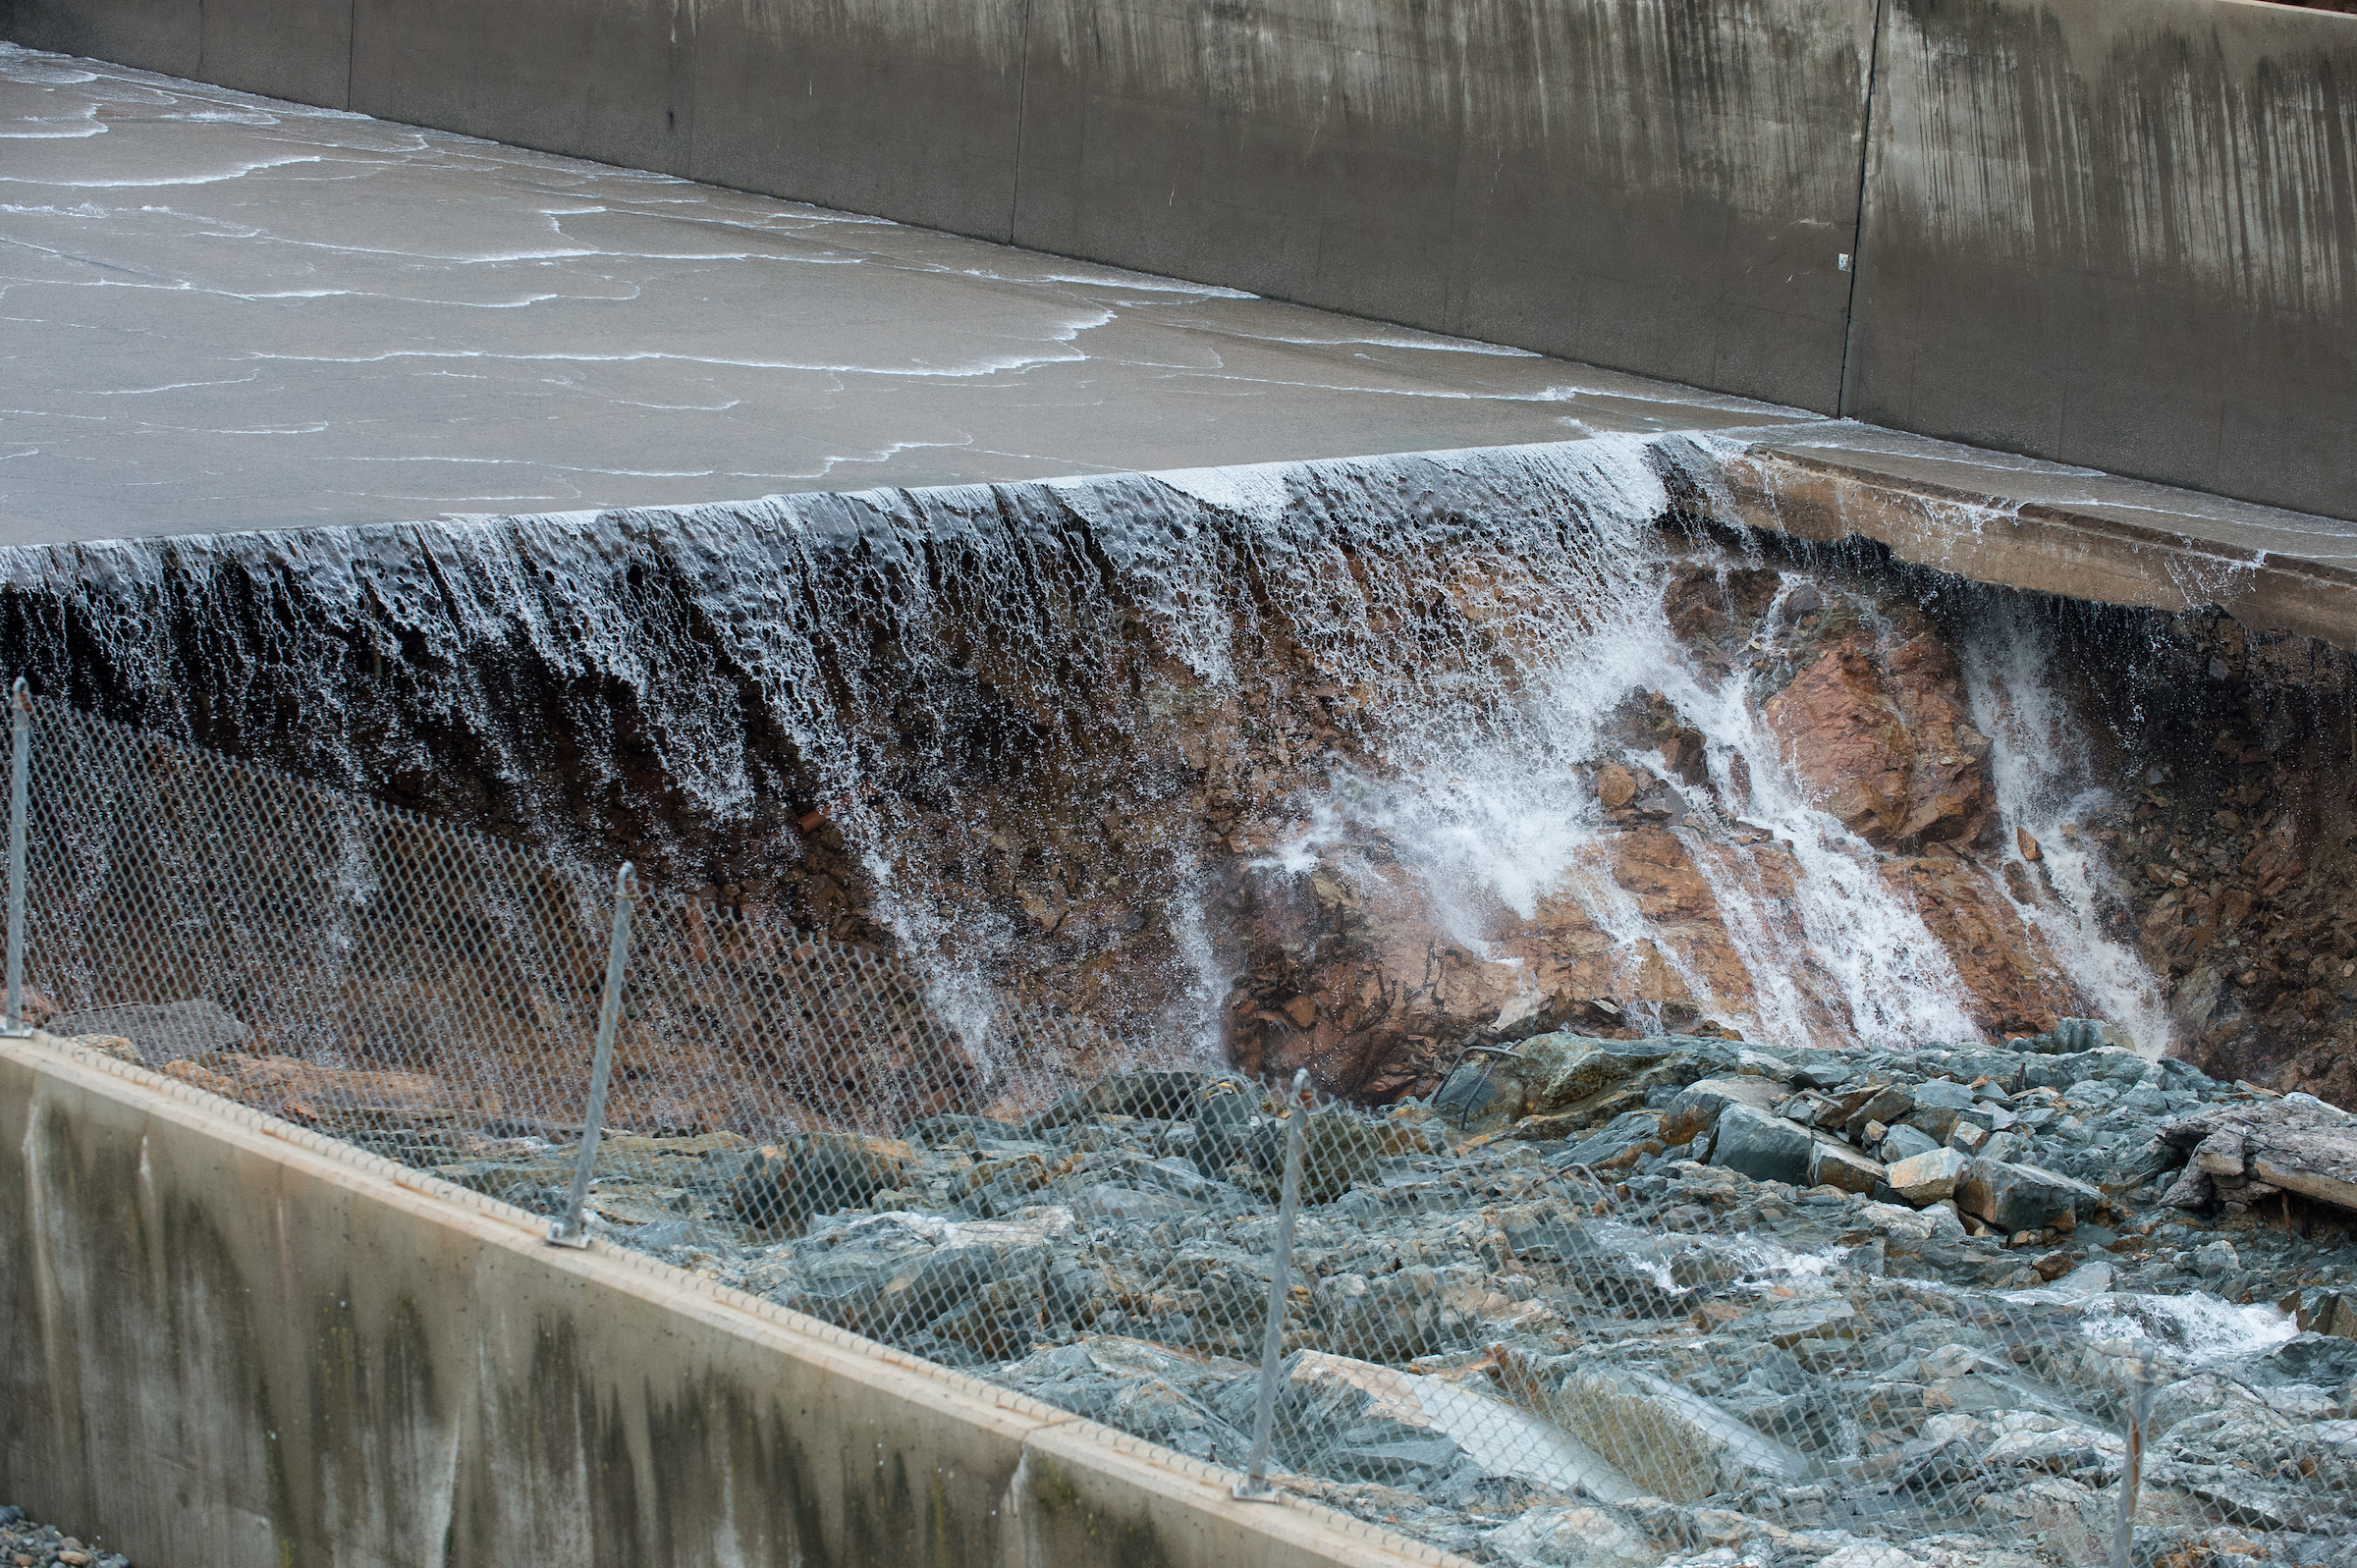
[1434,1033,1731,1135]
[1885,1146,1969,1205]
[774,1208,1068,1360]
[1660,1076,1781,1147]
[1955,1159,2100,1233]
[1903,1078,1977,1142]
[1807,1140,1884,1196]
[1495,1347,1810,1504]
[1708,1105,1813,1186]
[1838,1082,1913,1141]
[731,1131,915,1233]
[1236,1104,1382,1205]
[1757,628,1994,848]
[1878,1122,1942,1164]
[1563,1110,1668,1171]
[2161,1094,2357,1215]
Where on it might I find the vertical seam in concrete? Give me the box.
[1009,0,1035,245]
[344,0,356,110]
[1836,0,1891,418]
[680,0,698,180]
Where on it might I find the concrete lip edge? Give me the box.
[1,1029,1474,1568]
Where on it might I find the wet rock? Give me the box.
[1237,1104,1382,1204]
[777,1208,1067,1361]
[2162,1094,2357,1215]
[2291,1289,2357,1340]
[1758,627,1994,849]
[351,1021,2357,1566]
[1562,1110,1667,1171]
[1496,1346,1810,1503]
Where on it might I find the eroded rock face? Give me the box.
[1761,631,1993,848]
[1216,561,2096,1098]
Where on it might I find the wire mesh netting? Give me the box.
[18,692,2357,1568]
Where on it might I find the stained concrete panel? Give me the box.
[1844,0,2357,520]
[192,0,353,108]
[6,0,198,78]
[350,0,695,177]
[688,0,1028,243]
[1012,0,1877,413]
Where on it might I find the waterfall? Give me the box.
[0,434,2180,1092]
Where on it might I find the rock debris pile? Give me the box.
[0,1506,128,1568]
[410,1026,2357,1566]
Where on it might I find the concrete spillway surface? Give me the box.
[0,44,1824,540]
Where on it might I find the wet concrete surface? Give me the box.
[0,45,1810,540]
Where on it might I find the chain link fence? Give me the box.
[10,687,2353,1568]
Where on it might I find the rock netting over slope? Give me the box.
[259,1025,2357,1567]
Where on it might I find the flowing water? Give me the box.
[0,433,2183,1092]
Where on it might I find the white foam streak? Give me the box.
[1960,605,2172,1056]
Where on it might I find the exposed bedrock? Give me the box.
[0,439,2350,1101]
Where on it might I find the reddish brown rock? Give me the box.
[1761,628,1994,850]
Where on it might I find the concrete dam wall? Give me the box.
[5,0,2351,520]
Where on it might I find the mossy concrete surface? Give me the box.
[0,1033,1463,1568]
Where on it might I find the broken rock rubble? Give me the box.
[384,1025,2357,1566]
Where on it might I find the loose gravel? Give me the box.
[0,1506,131,1568]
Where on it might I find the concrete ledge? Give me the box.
[1719,446,2357,651]
[0,1033,1465,1568]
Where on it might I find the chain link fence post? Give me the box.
[2110,1339,2157,1568]
[550,863,635,1247]
[1234,1067,1309,1502]
[3,679,31,1039]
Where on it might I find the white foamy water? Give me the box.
[1958,601,2174,1056]
[2079,1289,2298,1366]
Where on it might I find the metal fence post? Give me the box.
[1235,1067,1310,1501]
[2110,1341,2156,1568]
[3,679,31,1039]
[550,863,635,1247]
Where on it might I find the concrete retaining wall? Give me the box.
[1845,0,2357,520]
[5,0,2352,517]
[0,1034,1459,1568]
